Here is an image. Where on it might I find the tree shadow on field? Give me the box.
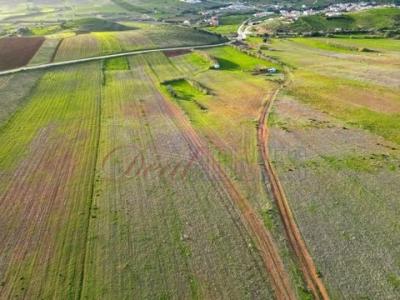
[216,58,240,70]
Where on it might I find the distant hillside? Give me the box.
[268,7,400,34]
[63,18,134,33]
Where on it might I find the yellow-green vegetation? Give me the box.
[254,35,400,298]
[0,62,103,298]
[54,34,100,61]
[140,52,182,82]
[162,46,309,298]
[53,25,225,61]
[206,46,279,71]
[63,18,133,32]
[80,55,274,299]
[169,51,211,75]
[205,24,239,35]
[104,56,130,71]
[262,38,400,144]
[0,71,43,126]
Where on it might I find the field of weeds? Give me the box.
[256,36,400,298]
[160,46,312,298]
[81,54,276,299]
[0,47,288,298]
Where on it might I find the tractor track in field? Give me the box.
[257,85,330,300]
[159,87,297,300]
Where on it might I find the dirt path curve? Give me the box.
[159,88,297,300]
[258,85,330,300]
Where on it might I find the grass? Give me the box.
[63,18,133,32]
[170,52,211,75]
[0,62,103,298]
[54,25,225,61]
[205,46,278,72]
[286,70,400,144]
[0,71,44,127]
[79,55,274,299]
[255,35,400,299]
[104,56,130,71]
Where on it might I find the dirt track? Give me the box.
[258,86,330,300]
[160,88,297,300]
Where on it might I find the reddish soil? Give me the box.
[163,49,191,57]
[258,86,330,300]
[158,80,297,300]
[0,37,45,70]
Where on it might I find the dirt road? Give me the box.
[257,86,330,300]
[159,87,297,300]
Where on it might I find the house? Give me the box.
[267,67,277,73]
[210,16,219,26]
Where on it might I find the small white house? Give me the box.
[267,67,277,73]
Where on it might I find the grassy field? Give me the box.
[250,36,400,298]
[0,62,103,298]
[53,25,225,61]
[160,46,312,298]
[0,47,284,299]
[0,71,43,126]
[80,54,276,299]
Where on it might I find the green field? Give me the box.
[249,35,400,298]
[1,3,400,298]
[0,44,286,299]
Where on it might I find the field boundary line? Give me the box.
[0,41,232,76]
[257,84,330,300]
[77,63,104,300]
[50,38,64,63]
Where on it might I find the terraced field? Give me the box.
[255,37,400,298]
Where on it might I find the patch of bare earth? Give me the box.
[0,37,44,70]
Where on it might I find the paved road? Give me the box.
[0,41,231,76]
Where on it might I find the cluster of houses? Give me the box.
[269,2,398,21]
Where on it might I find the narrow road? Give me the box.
[0,41,231,76]
[237,18,252,40]
[258,85,330,300]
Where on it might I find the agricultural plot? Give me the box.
[0,37,44,70]
[81,56,276,299]
[53,25,225,61]
[168,51,211,75]
[139,52,182,82]
[0,70,43,126]
[0,44,294,299]
[28,38,60,65]
[54,34,100,61]
[258,37,400,298]
[0,62,103,298]
[162,46,310,297]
